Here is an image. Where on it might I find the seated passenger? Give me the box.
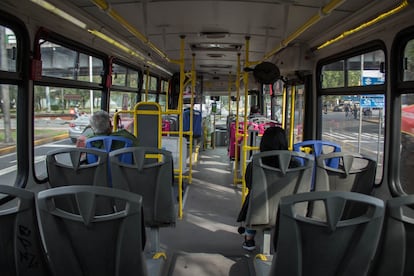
[237,126,299,251]
[88,110,139,150]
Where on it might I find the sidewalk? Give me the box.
[0,133,69,155]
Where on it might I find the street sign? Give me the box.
[362,77,384,86]
[360,95,384,108]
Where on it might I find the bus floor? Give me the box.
[157,146,259,276]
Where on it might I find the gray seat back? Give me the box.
[245,150,314,227]
[46,147,109,188]
[372,195,414,276]
[313,152,377,219]
[36,185,147,276]
[0,185,49,276]
[135,102,161,148]
[109,147,175,227]
[270,191,384,276]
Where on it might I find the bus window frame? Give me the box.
[390,26,414,196]
[0,11,31,188]
[316,40,387,186]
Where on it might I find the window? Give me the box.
[403,40,414,81]
[319,48,386,184]
[321,50,385,88]
[321,94,384,183]
[0,26,16,72]
[0,25,18,183]
[41,41,104,82]
[34,38,105,179]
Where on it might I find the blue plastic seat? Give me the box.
[85,136,134,187]
[293,140,341,190]
[85,136,133,164]
[293,140,341,167]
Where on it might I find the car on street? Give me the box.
[333,104,344,112]
[68,115,90,143]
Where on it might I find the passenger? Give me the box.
[88,110,139,149]
[237,126,299,251]
[248,105,261,118]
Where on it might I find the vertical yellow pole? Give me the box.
[188,53,196,184]
[177,36,185,219]
[233,53,241,185]
[281,85,287,128]
[289,85,296,150]
[241,37,250,203]
[145,66,149,101]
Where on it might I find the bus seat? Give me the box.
[46,147,109,188]
[46,148,112,213]
[371,195,414,276]
[0,185,50,276]
[293,140,342,190]
[135,102,161,148]
[109,147,175,255]
[85,135,133,163]
[312,152,377,219]
[36,186,147,276]
[245,150,314,256]
[293,140,342,166]
[270,191,384,276]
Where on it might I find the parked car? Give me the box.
[333,104,344,112]
[68,115,90,143]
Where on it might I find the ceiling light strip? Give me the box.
[258,0,346,63]
[30,0,87,29]
[317,0,409,50]
[88,29,146,61]
[91,0,171,62]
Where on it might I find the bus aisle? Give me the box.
[159,146,256,276]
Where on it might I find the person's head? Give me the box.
[250,105,260,115]
[260,126,288,152]
[90,110,112,135]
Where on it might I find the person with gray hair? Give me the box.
[89,110,112,135]
[88,110,139,149]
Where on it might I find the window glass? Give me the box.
[159,93,166,111]
[112,63,127,86]
[321,60,344,88]
[0,84,17,175]
[0,25,18,183]
[321,50,385,88]
[34,85,102,178]
[146,93,157,102]
[404,39,414,81]
[40,41,104,83]
[109,91,137,112]
[400,94,414,193]
[0,26,16,72]
[150,76,157,91]
[161,80,168,93]
[348,50,385,87]
[321,94,384,183]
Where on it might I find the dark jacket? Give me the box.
[237,156,300,222]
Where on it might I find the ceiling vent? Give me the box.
[200,32,229,39]
[207,53,225,58]
[200,64,232,69]
[190,43,242,52]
